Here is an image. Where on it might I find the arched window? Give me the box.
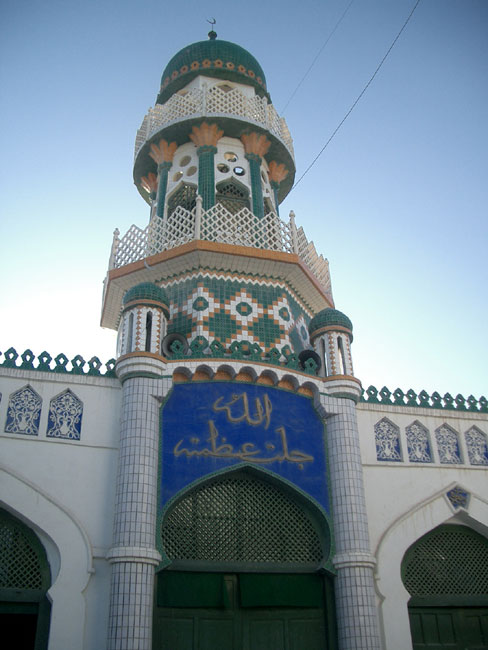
[320,338,328,377]
[161,469,328,570]
[0,508,52,650]
[402,524,488,648]
[145,311,153,352]
[337,335,346,375]
[127,312,134,353]
[216,179,250,215]
[167,182,197,215]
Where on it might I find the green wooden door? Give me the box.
[409,607,488,649]
[153,573,331,650]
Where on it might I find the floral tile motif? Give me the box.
[375,417,402,461]
[5,385,42,436]
[435,424,462,464]
[46,389,83,440]
[406,420,433,463]
[465,426,488,465]
[446,486,470,509]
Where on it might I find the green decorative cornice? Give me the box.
[165,336,317,376]
[1,347,116,377]
[360,385,488,413]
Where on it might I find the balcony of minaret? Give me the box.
[134,78,294,168]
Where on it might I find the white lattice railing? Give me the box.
[134,85,294,160]
[111,204,331,298]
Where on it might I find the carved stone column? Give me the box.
[149,139,177,218]
[241,132,271,219]
[189,122,223,210]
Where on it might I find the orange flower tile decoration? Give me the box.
[189,122,224,148]
[148,139,178,164]
[268,161,289,184]
[241,132,271,157]
[140,172,158,194]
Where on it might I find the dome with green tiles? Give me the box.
[123,282,168,306]
[308,308,353,338]
[157,36,269,104]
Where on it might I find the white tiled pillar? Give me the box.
[107,357,166,650]
[324,394,381,650]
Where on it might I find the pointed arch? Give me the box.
[167,181,197,215]
[0,466,92,650]
[216,177,250,214]
[159,465,331,572]
[374,485,488,650]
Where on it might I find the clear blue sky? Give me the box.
[1,0,487,398]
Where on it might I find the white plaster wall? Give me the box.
[0,368,122,650]
[356,402,488,650]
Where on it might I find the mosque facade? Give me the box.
[1,34,487,650]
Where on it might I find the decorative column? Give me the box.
[141,172,158,220]
[106,360,165,650]
[149,139,177,218]
[325,396,381,650]
[241,132,271,218]
[189,122,223,210]
[268,160,289,215]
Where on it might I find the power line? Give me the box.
[281,0,355,115]
[291,0,422,192]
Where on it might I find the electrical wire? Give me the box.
[291,0,422,192]
[281,0,355,115]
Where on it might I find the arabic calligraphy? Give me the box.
[212,392,272,429]
[173,420,314,468]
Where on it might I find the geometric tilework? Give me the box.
[435,424,462,464]
[375,417,402,461]
[162,272,313,354]
[465,426,488,465]
[5,385,42,436]
[46,389,83,440]
[406,420,433,463]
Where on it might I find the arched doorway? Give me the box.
[402,524,488,649]
[154,468,336,649]
[0,508,51,650]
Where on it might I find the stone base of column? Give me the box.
[107,557,160,650]
[333,563,380,650]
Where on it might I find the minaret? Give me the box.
[102,31,379,650]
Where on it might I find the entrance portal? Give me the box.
[402,524,488,649]
[0,509,51,650]
[155,469,336,649]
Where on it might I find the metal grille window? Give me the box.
[0,510,46,590]
[216,180,250,215]
[167,183,197,216]
[162,473,326,567]
[402,524,488,596]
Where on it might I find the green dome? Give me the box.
[157,38,269,105]
[308,308,353,339]
[123,282,168,306]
